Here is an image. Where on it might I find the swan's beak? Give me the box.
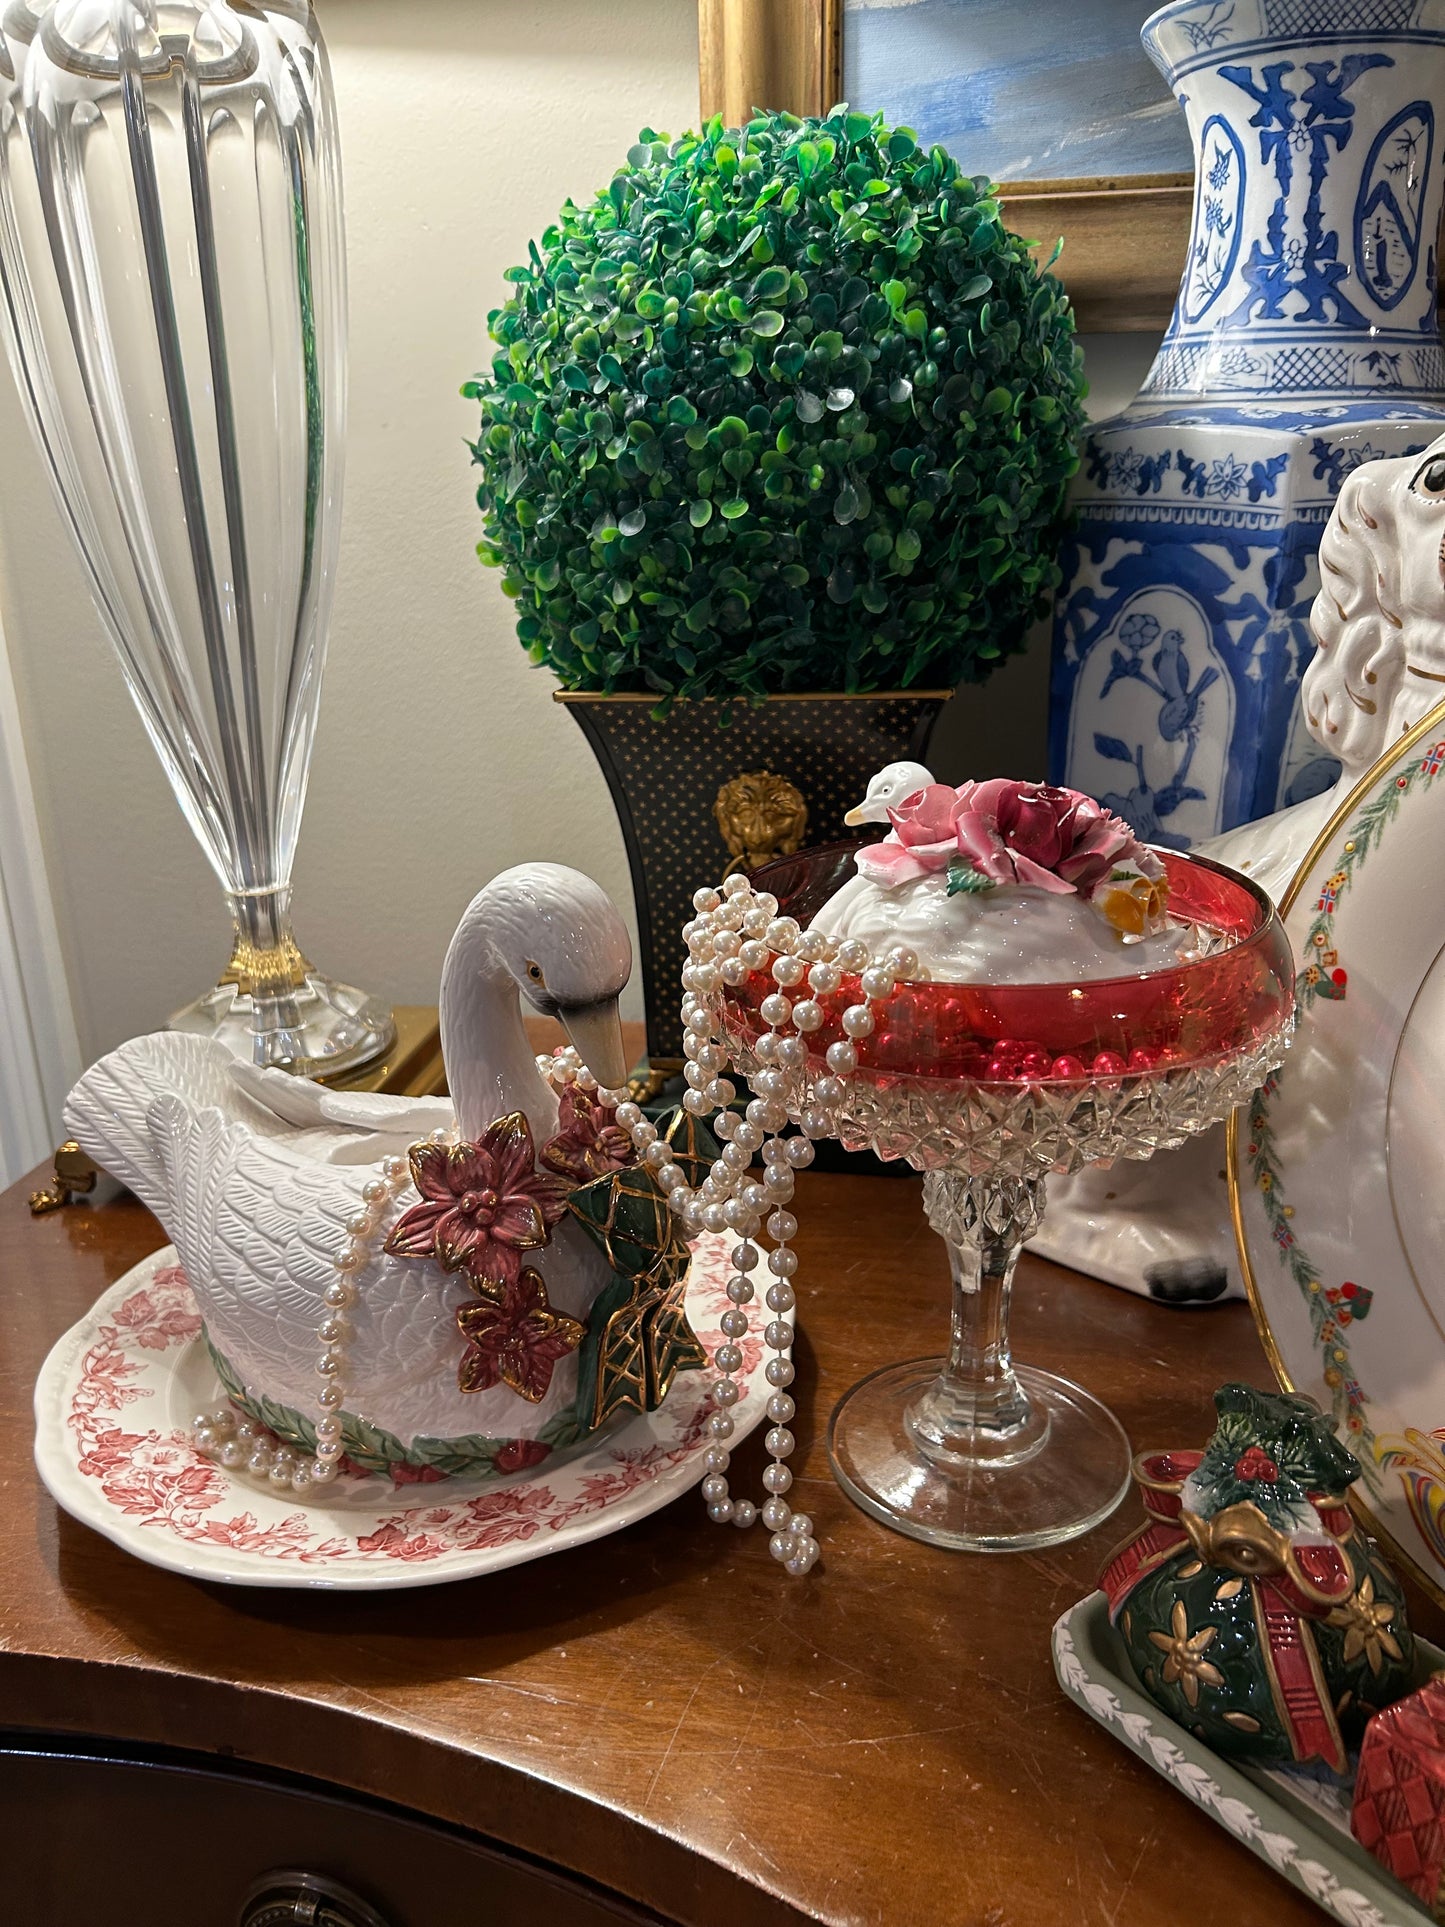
[843,801,873,827]
[557,997,630,1092]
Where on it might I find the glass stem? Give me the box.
[908,1171,1049,1462]
[221,886,312,1007]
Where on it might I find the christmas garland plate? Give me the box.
[33,1235,779,1590]
[1229,701,1445,1608]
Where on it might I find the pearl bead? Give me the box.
[643,1141,669,1169]
[247,1446,273,1476]
[269,1459,297,1488]
[701,1473,730,1502]
[615,1100,643,1129]
[346,1211,372,1237]
[693,886,722,912]
[219,1438,245,1468]
[789,1513,814,1538]
[887,945,920,977]
[771,955,806,987]
[765,917,801,951]
[767,1209,797,1240]
[193,1423,216,1451]
[323,1281,356,1309]
[315,1437,343,1462]
[791,999,824,1033]
[734,1121,763,1153]
[766,1282,796,1313]
[766,1392,796,1423]
[682,1089,711,1115]
[841,1004,875,1038]
[765,1427,795,1457]
[699,1203,726,1234]
[861,966,896,1001]
[233,1419,257,1443]
[659,1163,686,1192]
[726,1274,755,1304]
[785,1137,815,1168]
[808,962,841,995]
[825,1040,857,1075]
[705,1078,736,1107]
[722,1140,751,1171]
[703,1444,731,1473]
[633,1121,659,1149]
[738,939,768,969]
[382,1155,407,1181]
[762,1463,793,1494]
[753,1033,779,1063]
[732,1498,758,1528]
[707,1497,736,1524]
[813,1076,844,1106]
[335,1246,365,1273]
[316,1415,343,1442]
[763,1167,795,1201]
[316,1351,343,1377]
[762,1496,792,1530]
[769,1531,792,1563]
[318,1316,347,1345]
[775,1035,807,1069]
[714,1378,742,1406]
[290,1465,312,1495]
[764,1320,792,1351]
[317,1385,343,1409]
[362,1179,387,1203]
[796,930,830,961]
[760,1137,789,1165]
[720,1308,749,1338]
[723,872,750,896]
[732,1242,760,1271]
[759,993,792,1027]
[754,892,779,916]
[211,1406,234,1429]
[801,1108,832,1138]
[714,1343,743,1373]
[835,939,869,971]
[766,1358,796,1388]
[785,1538,819,1576]
[753,1067,785,1098]
[741,1181,768,1212]
[311,1459,337,1484]
[708,1412,735,1439]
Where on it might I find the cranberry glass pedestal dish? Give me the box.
[724,845,1295,1552]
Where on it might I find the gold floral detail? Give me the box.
[1147,1599,1225,1707]
[1094,870,1171,939]
[1326,1574,1402,1676]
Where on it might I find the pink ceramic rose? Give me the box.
[853,783,965,884]
[954,780,1149,896]
[856,778,1158,898]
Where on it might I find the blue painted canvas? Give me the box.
[841,0,1192,181]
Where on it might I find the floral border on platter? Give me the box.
[1244,739,1445,1491]
[63,1256,740,1569]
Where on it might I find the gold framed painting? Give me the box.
[697,0,1194,331]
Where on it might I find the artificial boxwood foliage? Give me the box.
[466,107,1086,704]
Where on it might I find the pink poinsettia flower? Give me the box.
[454,1267,585,1401]
[854,783,965,884]
[540,1085,635,1185]
[384,1114,569,1294]
[953,780,1155,896]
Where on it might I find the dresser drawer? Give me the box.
[2,1739,671,1927]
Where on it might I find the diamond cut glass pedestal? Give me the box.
[726,844,1296,1554]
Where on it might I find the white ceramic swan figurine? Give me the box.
[842,760,935,826]
[64,864,634,1465]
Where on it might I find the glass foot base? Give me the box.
[168,970,397,1078]
[828,1357,1131,1552]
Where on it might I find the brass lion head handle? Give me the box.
[713,768,808,876]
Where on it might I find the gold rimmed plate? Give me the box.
[1230,698,1445,1609]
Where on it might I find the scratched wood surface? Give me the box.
[4,1039,1429,1925]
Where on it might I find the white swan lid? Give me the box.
[814,768,1186,985]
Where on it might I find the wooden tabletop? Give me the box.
[3,1141,1429,1927]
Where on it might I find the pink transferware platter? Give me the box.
[33,1232,776,1589]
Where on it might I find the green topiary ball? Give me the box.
[466,107,1087,705]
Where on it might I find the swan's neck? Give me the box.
[440,926,558,1145]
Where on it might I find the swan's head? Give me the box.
[843,760,935,827]
[450,862,633,1090]
[1303,432,1445,778]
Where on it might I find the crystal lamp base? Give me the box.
[167,891,396,1076]
[828,1358,1131,1552]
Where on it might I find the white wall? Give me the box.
[0,0,1159,1065]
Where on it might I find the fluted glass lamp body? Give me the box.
[0,0,393,1073]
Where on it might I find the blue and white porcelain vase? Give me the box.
[1050,0,1445,843]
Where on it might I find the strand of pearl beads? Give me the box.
[553,874,909,1576]
[192,1132,448,1494]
